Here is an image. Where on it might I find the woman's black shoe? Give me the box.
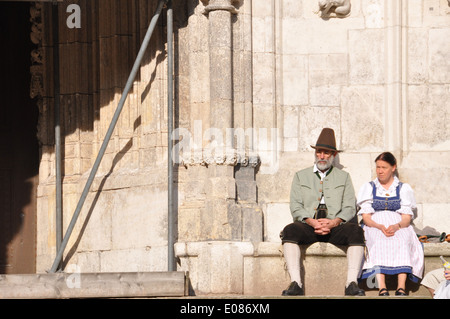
[395,288,408,296]
[378,288,389,296]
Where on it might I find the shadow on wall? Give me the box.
[0,3,40,274]
[63,118,139,268]
[32,0,195,269]
[38,0,193,145]
[0,0,197,273]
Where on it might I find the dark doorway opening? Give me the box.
[0,2,39,274]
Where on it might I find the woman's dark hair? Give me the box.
[375,152,397,166]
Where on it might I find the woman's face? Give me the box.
[376,160,396,184]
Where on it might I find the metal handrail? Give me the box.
[52,2,63,271]
[49,0,169,273]
[166,0,176,272]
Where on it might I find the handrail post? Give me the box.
[48,0,167,273]
[167,0,176,272]
[52,1,63,271]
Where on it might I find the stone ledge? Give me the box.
[251,241,450,257]
[175,241,450,296]
[247,242,450,296]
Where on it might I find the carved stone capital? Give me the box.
[201,0,239,15]
[177,148,262,168]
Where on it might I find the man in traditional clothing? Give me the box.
[280,128,365,296]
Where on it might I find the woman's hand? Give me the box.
[364,218,391,237]
[385,223,401,236]
[377,225,393,237]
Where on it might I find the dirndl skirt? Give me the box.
[359,210,424,283]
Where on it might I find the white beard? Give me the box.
[315,154,335,171]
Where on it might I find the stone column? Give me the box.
[199,0,262,243]
[385,0,405,155]
[195,0,237,242]
[203,0,237,163]
[176,1,262,294]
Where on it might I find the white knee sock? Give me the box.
[283,243,302,287]
[346,245,364,286]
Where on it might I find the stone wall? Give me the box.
[35,0,171,273]
[255,0,450,243]
[33,0,450,295]
[175,0,450,295]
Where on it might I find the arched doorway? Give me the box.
[0,1,39,274]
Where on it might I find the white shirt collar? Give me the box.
[374,176,400,192]
[313,164,331,178]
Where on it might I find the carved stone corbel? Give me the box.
[318,0,351,18]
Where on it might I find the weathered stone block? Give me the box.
[349,29,385,84]
[407,85,450,150]
[340,86,384,152]
[264,203,291,242]
[252,53,275,104]
[206,176,236,199]
[201,199,233,240]
[178,205,203,242]
[242,206,263,242]
[309,53,348,86]
[111,187,167,250]
[429,28,450,83]
[282,54,308,106]
[422,203,450,234]
[310,85,341,107]
[298,106,341,152]
[407,29,428,84]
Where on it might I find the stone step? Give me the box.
[176,241,450,296]
[0,271,188,299]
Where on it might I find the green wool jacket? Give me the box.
[289,166,356,223]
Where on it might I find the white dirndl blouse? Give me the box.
[357,177,424,282]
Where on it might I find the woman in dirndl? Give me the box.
[357,152,424,296]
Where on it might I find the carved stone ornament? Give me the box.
[318,0,351,18]
[30,2,44,99]
[201,0,239,15]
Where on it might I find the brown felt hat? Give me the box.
[310,128,341,152]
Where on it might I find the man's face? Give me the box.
[315,149,336,171]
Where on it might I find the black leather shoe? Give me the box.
[378,288,389,296]
[345,281,365,296]
[282,281,304,296]
[395,288,408,296]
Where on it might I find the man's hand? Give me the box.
[306,218,341,235]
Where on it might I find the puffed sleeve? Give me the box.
[397,183,416,216]
[357,182,375,215]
